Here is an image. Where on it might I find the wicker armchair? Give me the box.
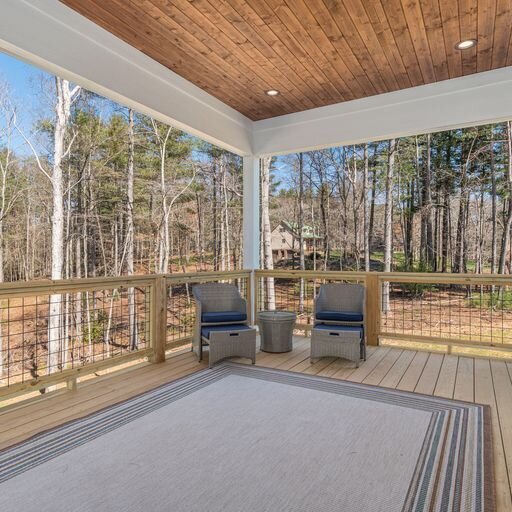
[192,283,256,368]
[311,283,366,364]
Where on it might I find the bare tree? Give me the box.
[261,155,275,309]
[499,121,512,274]
[126,109,138,349]
[297,153,305,312]
[362,144,370,271]
[382,139,396,312]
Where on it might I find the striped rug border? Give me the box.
[0,362,495,512]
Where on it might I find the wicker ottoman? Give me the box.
[311,325,362,367]
[202,325,257,368]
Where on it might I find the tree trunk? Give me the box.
[261,156,275,309]
[382,139,396,313]
[298,153,305,312]
[156,124,172,274]
[126,109,138,349]
[48,78,76,374]
[420,134,434,269]
[499,121,512,274]
[363,144,370,272]
[490,128,497,274]
[368,148,378,251]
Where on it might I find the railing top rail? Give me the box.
[165,270,251,284]
[255,269,512,284]
[0,274,158,298]
[254,269,368,279]
[0,270,254,298]
[376,272,512,284]
[1,269,510,299]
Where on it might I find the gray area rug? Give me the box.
[0,363,494,512]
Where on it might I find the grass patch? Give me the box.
[468,290,512,311]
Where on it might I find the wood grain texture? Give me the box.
[53,0,512,120]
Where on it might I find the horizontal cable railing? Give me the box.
[0,276,155,396]
[256,270,512,356]
[1,269,512,400]
[379,274,512,351]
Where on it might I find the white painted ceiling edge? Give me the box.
[2,0,512,159]
[253,67,512,156]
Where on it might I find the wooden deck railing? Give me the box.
[256,270,512,357]
[1,269,511,400]
[0,271,252,398]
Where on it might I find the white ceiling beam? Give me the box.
[0,0,253,156]
[253,67,512,156]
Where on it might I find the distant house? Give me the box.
[271,221,320,261]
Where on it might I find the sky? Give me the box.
[0,50,228,160]
[0,51,53,155]
[0,49,291,185]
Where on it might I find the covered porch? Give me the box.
[1,1,512,511]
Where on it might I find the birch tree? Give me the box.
[499,121,512,274]
[362,144,370,271]
[297,153,305,312]
[16,78,81,374]
[126,109,137,349]
[382,139,396,312]
[261,155,275,309]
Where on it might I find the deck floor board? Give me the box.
[1,339,510,510]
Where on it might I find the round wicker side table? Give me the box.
[257,310,296,353]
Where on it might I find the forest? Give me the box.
[0,77,244,284]
[0,64,512,287]
[262,123,512,277]
[1,56,512,385]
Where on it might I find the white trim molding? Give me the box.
[252,67,512,156]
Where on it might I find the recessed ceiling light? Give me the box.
[455,39,477,50]
[265,89,280,96]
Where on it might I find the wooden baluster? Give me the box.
[150,275,167,363]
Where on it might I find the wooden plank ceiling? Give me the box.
[59,0,512,121]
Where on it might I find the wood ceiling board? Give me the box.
[59,0,512,121]
[493,0,512,68]
[440,0,463,78]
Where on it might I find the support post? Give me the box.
[243,156,260,324]
[150,275,167,363]
[243,156,260,270]
[365,274,381,346]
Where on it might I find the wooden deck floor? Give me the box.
[1,338,512,511]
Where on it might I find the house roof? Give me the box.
[280,221,322,239]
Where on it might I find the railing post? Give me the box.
[365,273,381,346]
[254,272,260,322]
[150,275,167,363]
[67,377,77,391]
[247,270,255,325]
